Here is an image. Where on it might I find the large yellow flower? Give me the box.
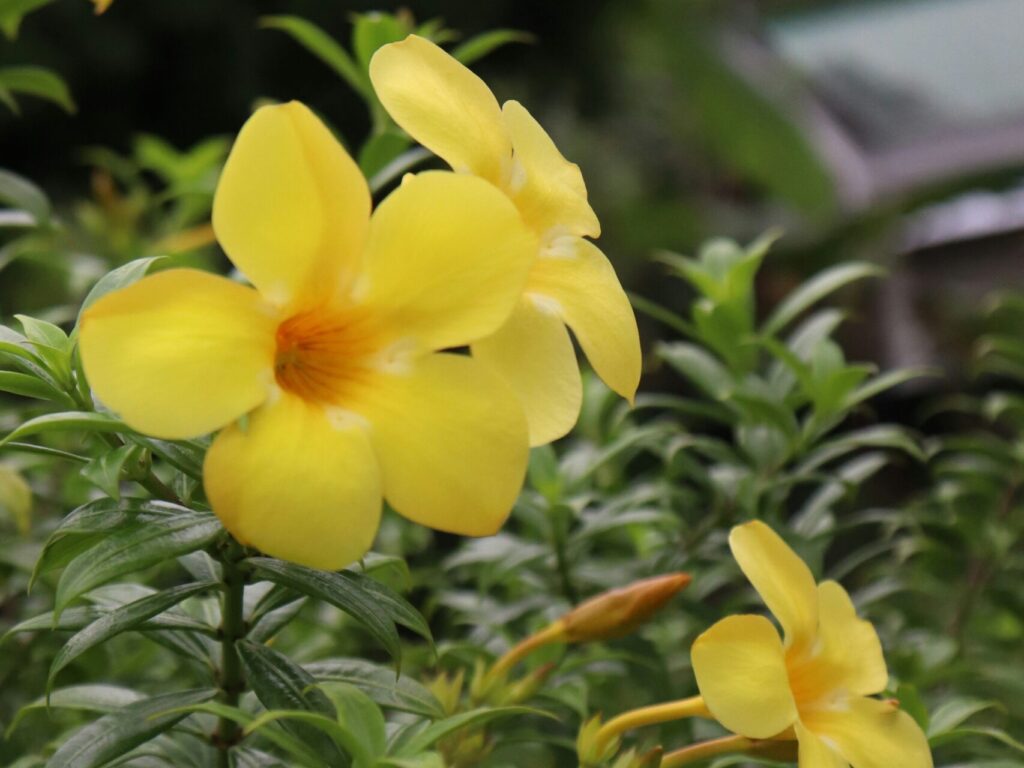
[79,101,538,570]
[691,521,932,768]
[370,35,641,445]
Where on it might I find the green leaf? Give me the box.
[928,699,1001,737]
[352,12,409,70]
[237,639,351,766]
[450,29,534,65]
[178,702,329,767]
[48,580,216,694]
[840,367,936,411]
[393,706,552,756]
[246,558,404,663]
[260,15,365,94]
[0,65,74,113]
[244,710,368,766]
[54,509,221,616]
[0,168,50,222]
[0,0,55,39]
[657,341,734,399]
[45,688,216,768]
[7,685,144,738]
[79,443,142,499]
[761,262,884,338]
[317,683,387,765]
[0,370,68,402]
[795,425,924,475]
[305,658,444,719]
[357,130,411,179]
[77,256,164,323]
[0,411,132,449]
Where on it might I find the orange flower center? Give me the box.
[274,307,381,404]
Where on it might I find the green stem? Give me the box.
[215,542,248,766]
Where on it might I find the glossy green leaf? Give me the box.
[48,580,216,693]
[305,658,444,719]
[45,688,216,768]
[0,168,50,222]
[54,509,221,616]
[7,685,144,738]
[260,15,365,94]
[246,558,404,663]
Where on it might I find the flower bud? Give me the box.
[577,714,620,766]
[562,573,691,642]
[426,668,465,716]
[611,746,664,768]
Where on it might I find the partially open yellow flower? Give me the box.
[370,35,641,445]
[691,521,932,768]
[79,101,537,570]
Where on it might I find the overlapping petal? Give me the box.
[213,101,370,307]
[361,171,536,351]
[369,35,510,183]
[204,392,382,570]
[796,722,849,768]
[691,614,798,739]
[502,100,599,239]
[729,521,819,651]
[816,581,888,696]
[472,298,582,446]
[802,697,933,768]
[79,268,276,440]
[351,353,528,537]
[528,237,641,402]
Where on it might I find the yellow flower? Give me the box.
[691,521,932,768]
[370,35,641,445]
[79,101,537,570]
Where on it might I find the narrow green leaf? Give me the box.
[0,411,132,448]
[48,580,216,693]
[450,29,534,64]
[761,262,885,338]
[77,256,164,322]
[657,341,734,399]
[394,706,552,757]
[840,367,937,410]
[0,168,50,222]
[305,658,444,718]
[246,558,402,663]
[79,444,141,499]
[260,15,365,94]
[7,685,144,738]
[236,639,350,766]
[928,699,1001,737]
[160,701,328,767]
[0,65,74,112]
[45,688,216,768]
[0,370,68,402]
[54,510,222,616]
[317,683,387,765]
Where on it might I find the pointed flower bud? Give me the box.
[562,572,691,642]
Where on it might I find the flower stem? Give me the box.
[596,696,711,752]
[214,540,247,766]
[659,735,755,767]
[485,620,567,685]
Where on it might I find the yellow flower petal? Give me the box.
[796,721,849,768]
[79,269,275,440]
[213,101,370,308]
[370,35,510,183]
[816,581,888,696]
[802,697,933,768]
[472,297,582,446]
[502,100,599,239]
[528,238,640,402]
[729,521,819,652]
[352,353,528,536]
[362,171,536,351]
[691,614,799,739]
[204,392,382,570]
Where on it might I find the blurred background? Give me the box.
[3,0,1024,393]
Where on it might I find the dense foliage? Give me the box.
[1,5,1022,768]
